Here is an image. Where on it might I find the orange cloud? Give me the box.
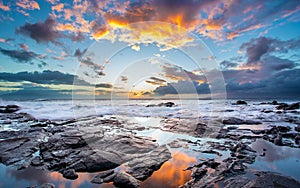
[16,0,40,10]
[56,23,76,32]
[52,3,64,12]
[0,1,10,11]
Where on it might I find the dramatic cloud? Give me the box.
[16,16,63,44]
[16,0,40,10]
[162,64,207,83]
[0,70,90,86]
[0,47,39,63]
[240,37,300,64]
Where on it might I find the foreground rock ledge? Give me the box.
[0,112,171,186]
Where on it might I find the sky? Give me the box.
[0,0,299,100]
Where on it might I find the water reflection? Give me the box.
[0,164,112,188]
[141,151,196,188]
[250,139,300,181]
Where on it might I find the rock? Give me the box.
[191,168,207,181]
[126,145,171,180]
[62,169,78,180]
[223,117,261,125]
[276,102,300,110]
[271,100,278,105]
[31,156,43,166]
[251,130,265,134]
[91,170,115,184]
[244,172,300,188]
[146,102,175,107]
[234,100,247,105]
[274,134,282,146]
[0,105,20,113]
[295,125,300,132]
[195,123,207,134]
[276,125,291,132]
[113,172,140,188]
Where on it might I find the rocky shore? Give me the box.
[0,101,299,188]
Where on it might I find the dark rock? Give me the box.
[91,170,115,184]
[126,145,171,180]
[234,100,247,105]
[62,169,78,180]
[31,156,43,166]
[251,130,265,134]
[146,102,175,107]
[271,100,278,105]
[0,105,20,113]
[276,125,291,132]
[223,117,261,125]
[195,123,207,134]
[202,150,221,156]
[191,168,207,181]
[113,172,140,188]
[274,134,282,146]
[295,135,300,144]
[295,125,300,132]
[244,172,300,188]
[277,102,300,110]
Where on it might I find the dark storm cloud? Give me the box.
[0,70,90,86]
[153,81,210,95]
[95,83,113,88]
[145,77,167,86]
[74,48,87,58]
[16,16,63,44]
[0,84,72,100]
[0,47,39,63]
[121,76,128,83]
[240,37,300,64]
[220,60,238,69]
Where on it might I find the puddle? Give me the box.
[250,139,300,181]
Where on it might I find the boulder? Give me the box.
[113,172,140,188]
[62,169,78,180]
[234,100,247,105]
[0,105,20,113]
